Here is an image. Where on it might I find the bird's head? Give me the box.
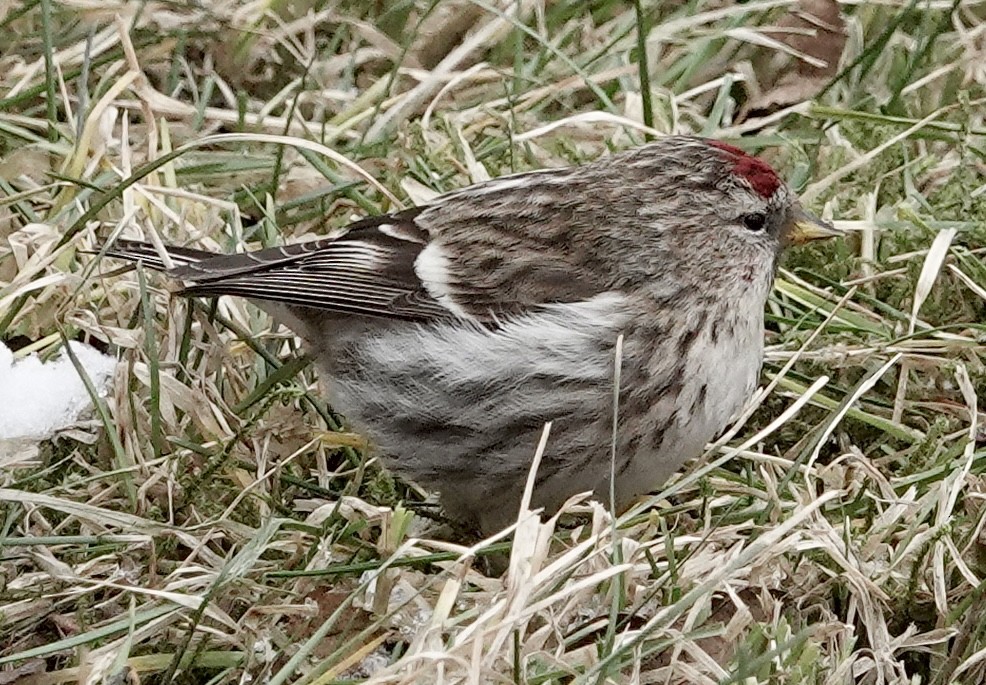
[602,137,841,293]
[702,139,840,250]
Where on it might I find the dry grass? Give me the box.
[3,1,986,683]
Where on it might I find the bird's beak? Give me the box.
[785,208,842,245]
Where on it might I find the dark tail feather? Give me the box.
[99,239,218,272]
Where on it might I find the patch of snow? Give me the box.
[0,341,117,440]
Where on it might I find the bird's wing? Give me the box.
[153,208,455,321]
[405,167,613,319]
[105,168,614,322]
[102,210,448,321]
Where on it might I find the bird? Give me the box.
[99,135,840,533]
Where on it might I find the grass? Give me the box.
[2,0,986,683]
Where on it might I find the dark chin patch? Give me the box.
[708,140,782,200]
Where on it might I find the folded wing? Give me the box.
[102,166,614,322]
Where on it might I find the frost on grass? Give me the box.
[0,341,116,441]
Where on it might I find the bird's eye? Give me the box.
[742,212,767,232]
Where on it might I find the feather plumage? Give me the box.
[97,135,839,533]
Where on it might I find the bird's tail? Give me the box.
[98,239,217,272]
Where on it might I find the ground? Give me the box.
[2,1,986,684]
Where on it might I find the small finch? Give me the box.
[101,136,840,532]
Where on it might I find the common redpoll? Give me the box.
[101,136,840,532]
